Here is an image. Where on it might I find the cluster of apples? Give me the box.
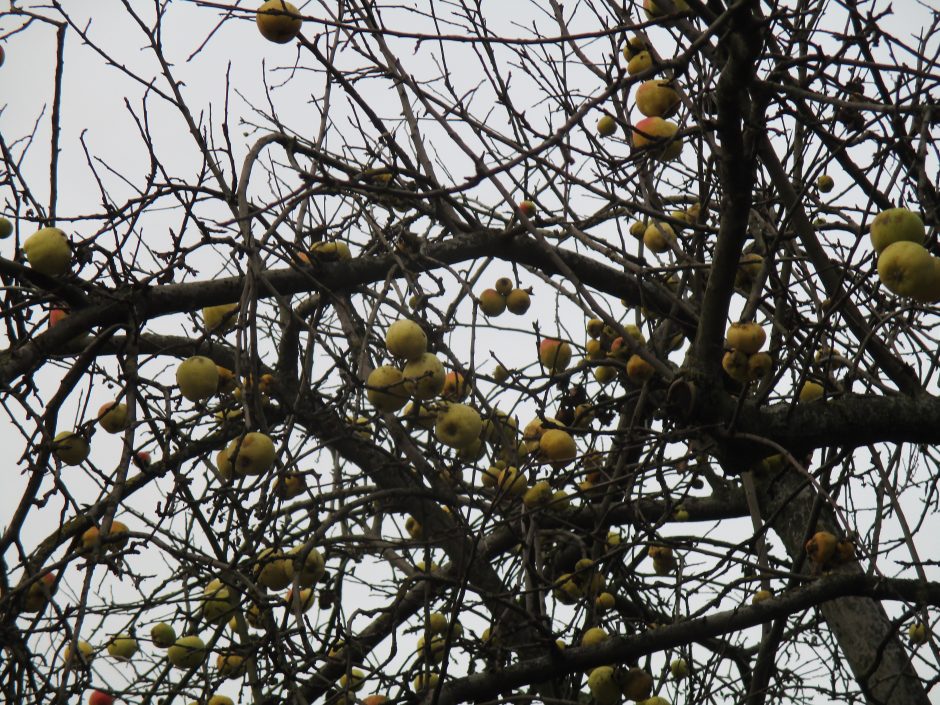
[870,207,940,303]
[804,530,855,571]
[478,277,531,317]
[366,319,484,451]
[598,18,685,163]
[721,322,772,384]
[51,398,133,467]
[586,640,660,705]
[629,204,701,256]
[414,611,463,666]
[584,319,659,385]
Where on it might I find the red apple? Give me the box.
[88,689,115,705]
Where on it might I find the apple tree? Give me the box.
[1,1,939,704]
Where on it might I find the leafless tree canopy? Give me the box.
[1,1,940,704]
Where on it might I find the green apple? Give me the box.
[366,365,409,412]
[286,545,325,587]
[228,432,276,476]
[632,117,682,161]
[402,352,445,399]
[255,548,291,590]
[385,319,427,360]
[202,303,239,333]
[0,217,13,239]
[97,401,130,434]
[202,579,235,624]
[588,666,621,705]
[539,429,576,466]
[870,207,925,254]
[635,80,679,118]
[53,431,89,465]
[167,635,206,669]
[643,222,676,253]
[877,241,934,297]
[107,634,138,661]
[175,356,219,402]
[150,622,176,649]
[23,227,71,276]
[434,403,483,449]
[597,115,618,137]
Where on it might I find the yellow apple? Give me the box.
[23,571,56,612]
[908,622,929,645]
[479,288,506,316]
[816,174,834,192]
[595,591,616,612]
[228,432,276,476]
[627,51,653,76]
[798,380,824,402]
[53,431,89,465]
[497,465,527,497]
[538,338,572,374]
[644,0,690,19]
[256,0,302,43]
[877,240,935,297]
[643,221,676,253]
[97,401,129,434]
[216,652,247,679]
[202,579,235,624]
[635,80,679,118]
[167,635,206,669]
[412,673,440,692]
[416,634,446,663]
[402,352,446,399]
[597,115,618,137]
[255,548,291,590]
[366,365,409,412]
[310,240,352,260]
[752,589,772,604]
[175,356,220,402]
[588,666,620,705]
[626,354,655,383]
[23,227,71,276]
[274,472,307,499]
[726,322,766,354]
[669,658,688,679]
[286,545,325,587]
[581,626,608,647]
[285,587,315,612]
[522,479,553,508]
[721,350,748,383]
[618,667,654,700]
[64,639,94,665]
[385,319,427,360]
[622,35,646,60]
[632,117,682,161]
[505,288,531,314]
[747,352,773,380]
[805,530,838,566]
[208,696,235,705]
[434,403,482,449]
[107,634,138,661]
[870,207,925,254]
[539,429,577,465]
[150,622,176,649]
[594,365,617,384]
[202,303,239,333]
